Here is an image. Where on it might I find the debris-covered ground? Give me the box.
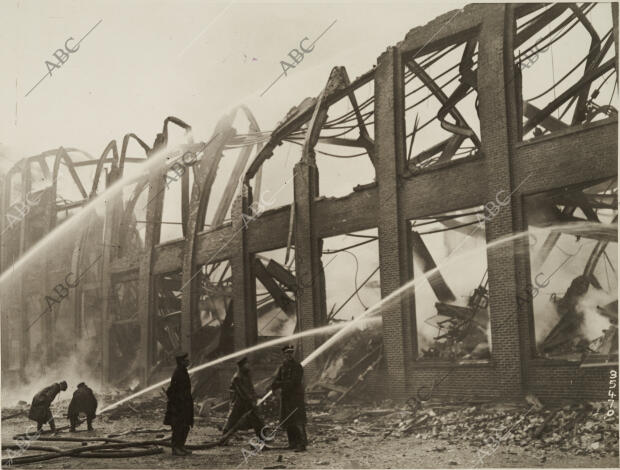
[2,393,618,468]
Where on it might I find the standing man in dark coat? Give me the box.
[28,381,67,432]
[271,345,307,452]
[164,352,194,456]
[68,382,98,432]
[222,357,265,440]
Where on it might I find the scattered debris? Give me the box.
[302,398,618,457]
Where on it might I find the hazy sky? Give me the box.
[0,0,467,167]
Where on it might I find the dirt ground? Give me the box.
[2,411,619,469]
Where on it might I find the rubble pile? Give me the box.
[308,400,619,457]
[309,327,383,402]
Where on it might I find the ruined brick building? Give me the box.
[1,3,617,402]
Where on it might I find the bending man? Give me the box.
[222,357,265,441]
[68,382,98,432]
[28,380,67,432]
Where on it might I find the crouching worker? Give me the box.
[164,352,194,456]
[222,357,265,441]
[28,380,67,432]
[68,382,98,432]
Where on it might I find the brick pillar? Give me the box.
[100,172,123,385]
[137,155,165,386]
[293,159,324,378]
[21,165,33,369]
[478,5,524,398]
[230,189,257,351]
[375,46,414,397]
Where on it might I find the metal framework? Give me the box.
[1,3,617,400]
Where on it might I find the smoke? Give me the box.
[576,285,614,341]
[415,223,489,352]
[534,300,561,344]
[0,142,22,175]
[531,231,617,347]
[1,335,111,409]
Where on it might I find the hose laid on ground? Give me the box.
[107,427,168,438]
[2,444,62,453]
[74,447,165,458]
[12,434,127,443]
[1,438,169,465]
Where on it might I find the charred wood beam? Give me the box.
[118,180,149,256]
[55,148,88,199]
[211,107,261,227]
[551,225,617,244]
[523,58,615,135]
[254,259,294,314]
[558,192,600,222]
[514,3,569,50]
[438,135,466,163]
[194,123,238,233]
[614,3,619,79]
[410,230,456,302]
[265,258,297,291]
[91,140,120,197]
[120,134,151,176]
[409,137,453,167]
[341,67,375,165]
[514,3,548,20]
[313,136,368,148]
[181,168,189,238]
[406,59,480,147]
[523,102,568,132]
[567,4,602,125]
[584,215,616,277]
[459,37,478,88]
[161,116,192,146]
[36,157,52,179]
[584,240,609,278]
[244,68,375,181]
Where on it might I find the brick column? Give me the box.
[375,46,414,397]
[137,146,165,386]
[100,173,123,385]
[293,159,324,377]
[230,189,257,351]
[478,5,524,398]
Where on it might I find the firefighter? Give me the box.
[222,357,265,440]
[68,382,98,432]
[164,352,194,456]
[28,380,67,432]
[271,345,307,452]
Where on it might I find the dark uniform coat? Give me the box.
[223,371,263,432]
[67,384,98,421]
[164,364,194,427]
[29,383,62,424]
[271,359,307,425]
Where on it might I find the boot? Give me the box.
[171,447,186,456]
[49,419,56,433]
[70,427,76,433]
[181,446,193,455]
